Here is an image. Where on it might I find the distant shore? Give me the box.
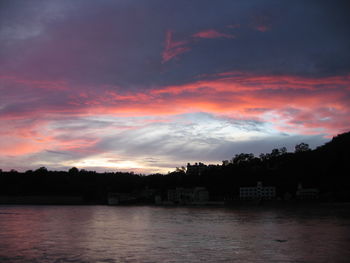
[1,195,350,207]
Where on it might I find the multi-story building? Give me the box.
[193,187,210,202]
[239,181,276,200]
[296,183,319,200]
[167,187,209,204]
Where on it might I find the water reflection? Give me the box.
[1,205,350,262]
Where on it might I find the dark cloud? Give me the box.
[1,0,349,89]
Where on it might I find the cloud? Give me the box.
[192,29,235,39]
[162,28,235,63]
[2,0,350,87]
[1,72,349,133]
[1,0,350,173]
[1,71,349,173]
[162,30,191,63]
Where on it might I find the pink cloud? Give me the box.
[251,14,272,32]
[192,29,235,39]
[255,25,270,32]
[1,72,349,156]
[1,71,349,174]
[161,28,236,63]
[162,30,191,63]
[60,72,349,137]
[0,119,53,156]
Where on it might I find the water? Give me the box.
[1,205,350,263]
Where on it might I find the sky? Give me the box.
[1,0,349,174]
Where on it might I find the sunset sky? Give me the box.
[1,0,349,173]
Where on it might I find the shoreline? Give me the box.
[1,195,350,207]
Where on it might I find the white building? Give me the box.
[239,181,276,200]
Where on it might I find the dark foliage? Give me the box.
[1,131,350,202]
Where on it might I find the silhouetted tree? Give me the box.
[231,153,254,165]
[259,153,269,161]
[69,167,79,174]
[270,148,281,158]
[35,167,48,172]
[295,143,310,153]
[280,147,287,154]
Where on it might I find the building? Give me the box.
[154,195,162,205]
[296,183,319,200]
[168,188,192,204]
[167,187,209,204]
[107,193,138,205]
[239,181,276,200]
[193,187,209,202]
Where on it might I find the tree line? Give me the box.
[1,131,349,203]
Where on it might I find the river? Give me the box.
[1,205,350,262]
